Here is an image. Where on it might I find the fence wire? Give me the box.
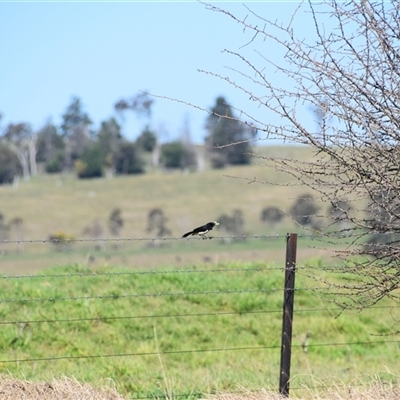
[0,233,320,245]
[0,305,397,327]
[1,231,394,245]
[0,287,347,304]
[1,263,396,281]
[1,265,282,280]
[1,340,398,365]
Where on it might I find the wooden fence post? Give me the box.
[279,233,298,397]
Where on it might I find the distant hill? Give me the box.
[0,145,334,273]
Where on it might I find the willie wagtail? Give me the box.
[182,221,220,238]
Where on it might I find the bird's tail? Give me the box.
[182,231,192,238]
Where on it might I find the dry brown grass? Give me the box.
[204,380,400,400]
[0,375,128,400]
[1,375,399,400]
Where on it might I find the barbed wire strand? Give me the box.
[0,287,342,304]
[2,262,396,281]
[0,309,275,326]
[1,266,281,280]
[0,288,274,304]
[1,263,397,281]
[1,340,398,365]
[2,231,396,246]
[2,260,398,283]
[0,345,276,364]
[0,233,321,245]
[1,305,397,326]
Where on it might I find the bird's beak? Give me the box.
[215,221,220,226]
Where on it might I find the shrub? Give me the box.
[0,144,21,184]
[146,208,171,237]
[0,212,9,241]
[289,194,319,227]
[217,209,245,240]
[45,151,65,173]
[75,145,103,179]
[48,231,75,251]
[161,141,196,170]
[260,206,284,224]
[108,208,124,236]
[114,142,144,175]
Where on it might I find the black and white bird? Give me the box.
[182,221,220,238]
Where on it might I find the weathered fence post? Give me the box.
[279,233,298,397]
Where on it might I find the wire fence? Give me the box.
[1,231,393,245]
[2,339,399,365]
[0,233,313,244]
[1,305,398,327]
[0,233,399,398]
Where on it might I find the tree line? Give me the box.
[0,94,256,184]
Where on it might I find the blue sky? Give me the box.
[0,1,321,143]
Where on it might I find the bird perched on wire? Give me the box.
[182,221,220,238]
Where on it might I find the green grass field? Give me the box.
[0,262,398,398]
[1,146,397,399]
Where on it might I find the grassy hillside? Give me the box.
[0,146,339,273]
[0,262,398,398]
[0,146,314,238]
